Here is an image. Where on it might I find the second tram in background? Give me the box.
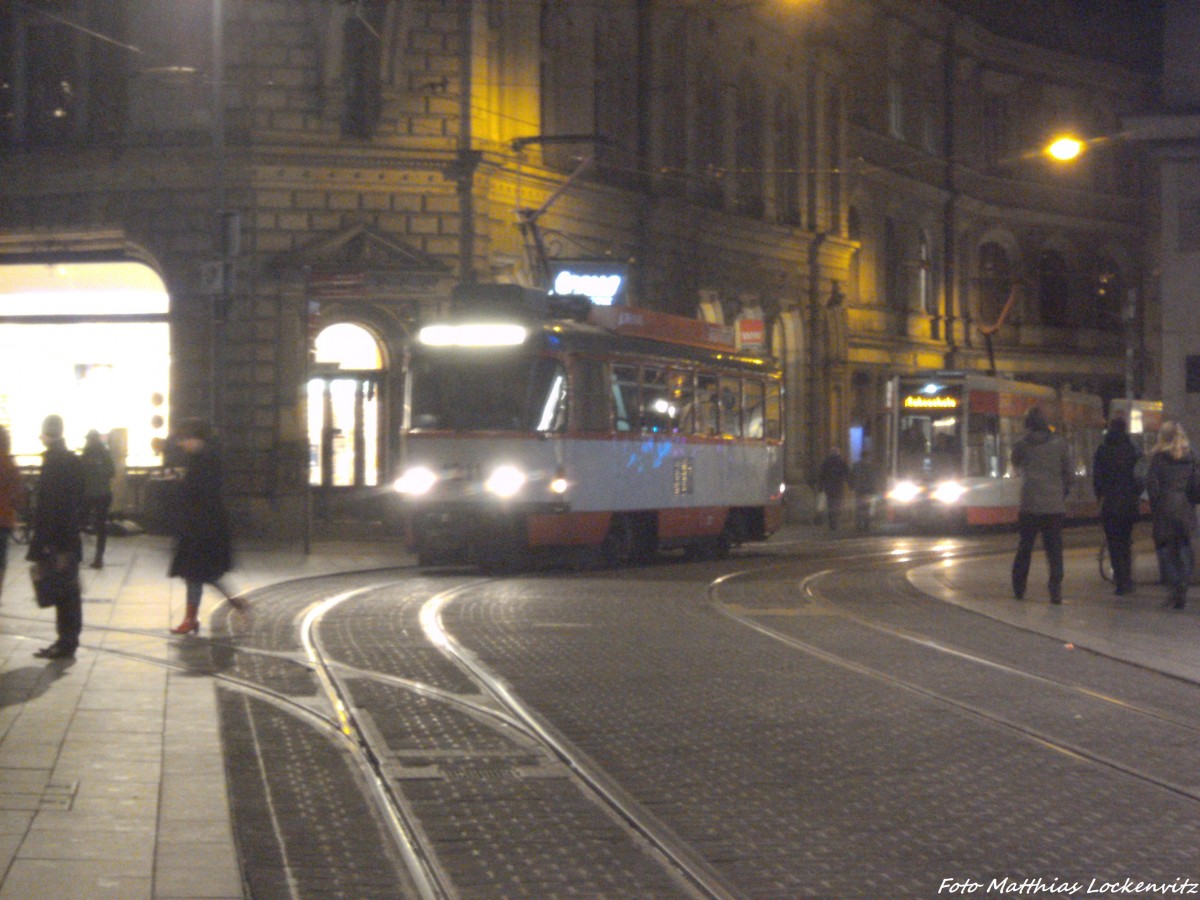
[885,372,1122,529]
[392,285,785,569]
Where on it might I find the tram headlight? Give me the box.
[393,466,438,496]
[485,465,526,498]
[888,480,922,503]
[931,480,967,504]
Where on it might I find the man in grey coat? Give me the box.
[1011,406,1073,604]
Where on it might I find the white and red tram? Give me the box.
[393,286,785,567]
[886,372,1107,528]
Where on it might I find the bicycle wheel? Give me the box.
[1098,540,1114,583]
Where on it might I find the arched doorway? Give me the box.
[307,323,384,518]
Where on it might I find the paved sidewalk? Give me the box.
[909,537,1200,683]
[0,531,412,900]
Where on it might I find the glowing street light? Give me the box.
[1046,135,1085,162]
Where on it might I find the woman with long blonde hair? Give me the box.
[1146,420,1199,608]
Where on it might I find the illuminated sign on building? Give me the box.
[904,395,959,409]
[548,261,627,307]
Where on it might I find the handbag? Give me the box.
[29,558,77,609]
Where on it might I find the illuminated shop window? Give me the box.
[0,262,170,467]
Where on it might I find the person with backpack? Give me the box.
[1092,415,1143,596]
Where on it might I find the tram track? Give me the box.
[3,571,744,899]
[709,547,1200,809]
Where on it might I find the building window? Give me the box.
[982,93,1010,169]
[1094,259,1124,333]
[774,93,801,225]
[735,74,764,218]
[1,2,129,148]
[918,231,934,315]
[695,67,724,208]
[884,217,904,312]
[1038,250,1072,328]
[887,76,904,141]
[978,242,1011,326]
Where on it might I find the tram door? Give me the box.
[307,324,383,519]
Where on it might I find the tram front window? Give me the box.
[410,350,567,433]
[897,412,961,479]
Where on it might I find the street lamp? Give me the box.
[1046,135,1085,162]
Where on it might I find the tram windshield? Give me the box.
[896,385,963,479]
[409,348,567,433]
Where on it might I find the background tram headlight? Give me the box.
[931,480,967,504]
[888,480,922,503]
[394,466,438,496]
[485,465,526,498]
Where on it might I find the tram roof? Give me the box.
[425,284,779,374]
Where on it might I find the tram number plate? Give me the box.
[673,458,695,495]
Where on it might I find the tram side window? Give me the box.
[764,382,782,440]
[719,376,742,437]
[672,369,696,435]
[641,366,676,433]
[529,358,568,433]
[967,413,1000,477]
[575,358,611,432]
[744,379,765,439]
[696,373,720,436]
[611,364,640,432]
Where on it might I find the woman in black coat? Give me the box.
[168,418,240,634]
[1092,415,1142,595]
[1146,420,1198,610]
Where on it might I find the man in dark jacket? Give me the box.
[818,447,849,532]
[1011,406,1073,603]
[26,415,85,659]
[1092,415,1142,595]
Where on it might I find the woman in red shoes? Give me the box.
[167,418,241,634]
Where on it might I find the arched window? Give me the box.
[1038,250,1071,328]
[978,242,1011,325]
[308,323,384,492]
[314,322,383,370]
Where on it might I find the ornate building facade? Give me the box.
[0,0,1158,536]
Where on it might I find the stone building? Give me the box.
[0,0,1158,537]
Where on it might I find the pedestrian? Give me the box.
[849,452,879,533]
[1145,420,1199,610]
[1092,415,1142,596]
[26,415,85,659]
[167,418,242,635]
[0,425,26,602]
[818,447,849,532]
[81,429,116,569]
[1010,406,1072,604]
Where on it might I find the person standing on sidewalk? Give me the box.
[1092,415,1143,596]
[27,415,85,659]
[1011,406,1073,604]
[0,425,25,602]
[167,418,240,635]
[818,447,849,532]
[1146,420,1198,610]
[81,430,115,569]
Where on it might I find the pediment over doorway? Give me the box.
[271,223,450,297]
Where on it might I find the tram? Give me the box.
[392,285,785,568]
[885,372,1107,528]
